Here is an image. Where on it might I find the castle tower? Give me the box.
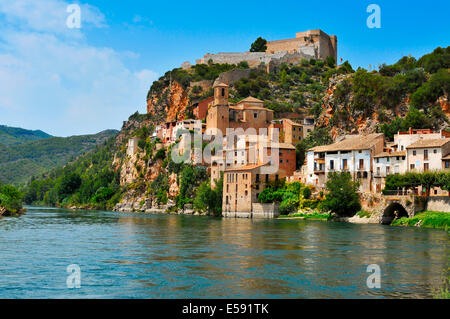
[206,82,229,135]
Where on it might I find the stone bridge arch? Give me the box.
[375,195,425,225]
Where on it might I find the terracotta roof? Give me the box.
[406,138,450,149]
[224,163,269,172]
[277,118,302,126]
[309,133,384,152]
[374,150,406,158]
[213,82,228,87]
[237,96,264,104]
[268,142,296,150]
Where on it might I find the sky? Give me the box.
[0,0,449,137]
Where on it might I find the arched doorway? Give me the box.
[381,202,409,225]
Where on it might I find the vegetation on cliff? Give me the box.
[329,47,449,137]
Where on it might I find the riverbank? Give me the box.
[0,206,26,217]
[278,211,330,220]
[391,211,450,230]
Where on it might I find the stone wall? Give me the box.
[252,203,280,218]
[222,203,280,219]
[426,196,450,212]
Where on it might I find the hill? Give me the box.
[0,129,118,185]
[0,125,52,145]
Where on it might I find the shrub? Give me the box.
[302,187,312,199]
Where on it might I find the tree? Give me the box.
[250,37,267,52]
[193,174,223,216]
[0,184,23,213]
[322,172,361,217]
[419,171,439,197]
[56,172,81,200]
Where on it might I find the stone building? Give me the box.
[305,133,385,193]
[372,151,407,193]
[406,138,450,172]
[195,29,337,68]
[269,118,314,144]
[266,29,337,62]
[192,96,214,120]
[205,83,274,135]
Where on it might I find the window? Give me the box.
[413,150,416,156]
[330,160,334,170]
[424,150,428,161]
[410,164,415,170]
[265,174,269,183]
[424,163,429,171]
[386,166,390,174]
[434,149,437,154]
[376,158,379,163]
[359,159,364,170]
[256,174,260,183]
[446,162,450,169]
[342,159,348,170]
[253,112,258,119]
[377,167,380,175]
[221,88,225,97]
[275,175,279,181]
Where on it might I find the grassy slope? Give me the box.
[0,130,118,185]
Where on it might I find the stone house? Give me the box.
[269,118,305,144]
[305,133,385,193]
[192,96,214,121]
[372,151,407,193]
[406,138,450,172]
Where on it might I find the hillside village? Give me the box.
[21,29,450,225]
[113,30,450,220]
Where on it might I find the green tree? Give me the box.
[193,174,223,216]
[0,184,23,213]
[322,172,361,217]
[250,37,267,52]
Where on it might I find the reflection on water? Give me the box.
[0,207,448,298]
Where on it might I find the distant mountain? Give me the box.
[0,125,53,145]
[0,129,118,185]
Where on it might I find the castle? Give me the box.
[193,29,337,68]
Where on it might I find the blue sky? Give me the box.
[0,0,449,136]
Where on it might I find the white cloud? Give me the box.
[0,0,158,136]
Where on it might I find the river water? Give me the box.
[0,207,448,299]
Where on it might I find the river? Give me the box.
[0,207,448,299]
